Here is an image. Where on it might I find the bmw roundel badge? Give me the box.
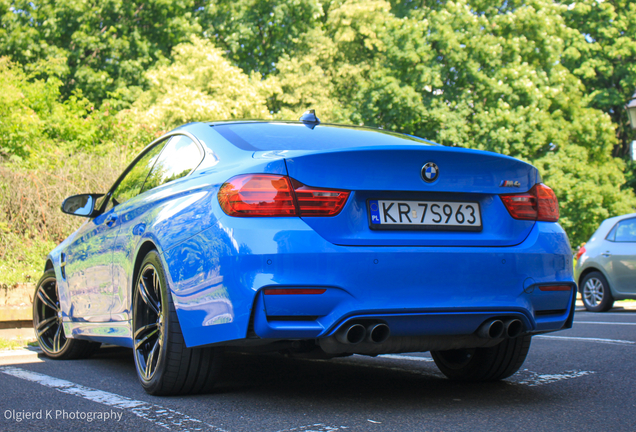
[421,162,439,183]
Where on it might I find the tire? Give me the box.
[431,335,531,381]
[581,271,614,312]
[132,251,222,395]
[33,270,101,359]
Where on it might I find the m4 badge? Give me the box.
[500,180,521,188]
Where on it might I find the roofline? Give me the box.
[205,119,440,146]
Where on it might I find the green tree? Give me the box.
[198,0,324,75]
[561,0,636,191]
[130,36,271,130]
[561,0,636,160]
[0,0,202,106]
[267,27,349,122]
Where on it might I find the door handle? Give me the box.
[601,251,612,257]
[105,214,118,227]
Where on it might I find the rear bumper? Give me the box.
[163,218,574,348]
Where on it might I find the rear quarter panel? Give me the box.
[110,140,288,323]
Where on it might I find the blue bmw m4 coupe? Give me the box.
[33,112,575,395]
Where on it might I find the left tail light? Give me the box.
[291,179,350,217]
[500,183,559,222]
[218,174,297,217]
[218,174,350,217]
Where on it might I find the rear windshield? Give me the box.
[211,122,436,151]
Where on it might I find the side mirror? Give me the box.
[61,194,104,217]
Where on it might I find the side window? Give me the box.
[140,135,201,193]
[109,140,168,209]
[614,218,636,242]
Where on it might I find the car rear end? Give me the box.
[168,122,575,359]
[574,218,615,286]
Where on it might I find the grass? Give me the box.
[0,337,38,350]
[0,232,55,286]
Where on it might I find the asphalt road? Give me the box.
[1,307,635,432]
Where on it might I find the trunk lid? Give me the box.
[282,146,539,247]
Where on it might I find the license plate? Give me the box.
[368,199,482,231]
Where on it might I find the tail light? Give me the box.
[218,174,297,217]
[576,245,586,261]
[218,174,350,217]
[291,180,350,217]
[500,183,559,222]
[535,183,559,222]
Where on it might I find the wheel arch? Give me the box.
[44,259,54,272]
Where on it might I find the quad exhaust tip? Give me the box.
[335,322,391,345]
[477,319,505,339]
[477,318,524,339]
[366,323,390,344]
[336,323,366,345]
[504,319,523,338]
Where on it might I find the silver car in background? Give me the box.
[575,213,636,312]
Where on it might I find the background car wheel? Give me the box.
[33,270,101,359]
[581,271,614,312]
[133,251,222,396]
[431,335,531,381]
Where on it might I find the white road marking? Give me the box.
[0,367,226,431]
[378,354,594,387]
[534,335,635,345]
[331,356,595,389]
[378,354,434,362]
[311,352,594,389]
[574,321,636,326]
[578,311,636,315]
[515,370,595,387]
[274,424,348,432]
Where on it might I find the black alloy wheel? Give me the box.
[133,263,164,381]
[33,270,101,359]
[34,273,68,355]
[132,251,222,395]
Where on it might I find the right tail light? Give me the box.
[500,183,559,222]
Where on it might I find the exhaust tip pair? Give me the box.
[477,318,524,339]
[336,323,390,345]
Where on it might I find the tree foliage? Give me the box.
[131,36,271,129]
[0,0,202,105]
[199,0,324,75]
[562,0,636,159]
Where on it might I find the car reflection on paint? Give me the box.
[33,113,576,395]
